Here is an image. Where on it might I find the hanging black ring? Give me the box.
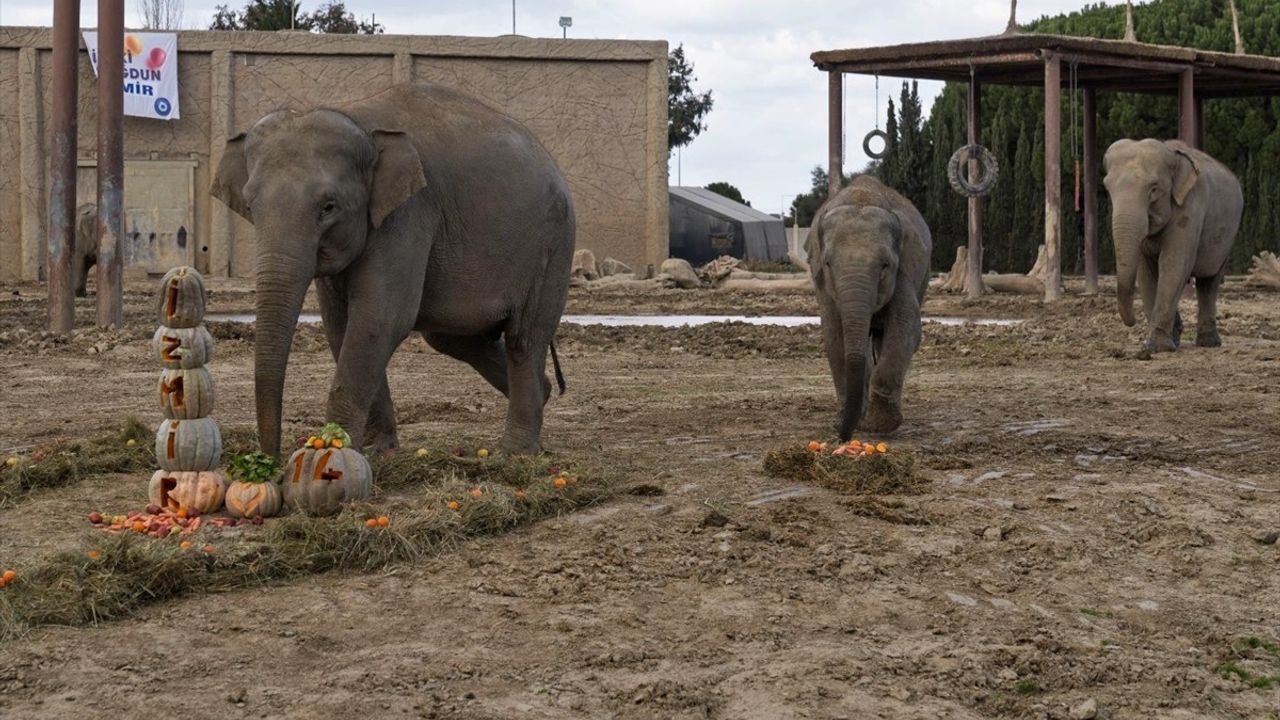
[863,129,889,160]
[947,143,999,198]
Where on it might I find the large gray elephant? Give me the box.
[806,175,931,440]
[73,203,98,297]
[1103,138,1242,356]
[212,82,574,458]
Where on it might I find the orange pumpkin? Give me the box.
[224,480,283,518]
[148,469,227,514]
[156,266,207,328]
[283,446,373,516]
[152,325,214,369]
[155,418,222,471]
[158,367,215,420]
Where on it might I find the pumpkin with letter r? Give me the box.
[156,266,206,328]
[148,469,227,514]
[224,451,283,518]
[284,423,372,516]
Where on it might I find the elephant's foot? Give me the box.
[1172,314,1184,349]
[1196,330,1222,348]
[499,432,543,457]
[861,398,903,434]
[366,429,399,457]
[1137,331,1178,359]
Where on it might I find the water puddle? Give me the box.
[205,313,1022,328]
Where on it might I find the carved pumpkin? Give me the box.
[155,418,223,471]
[283,446,373,516]
[156,266,206,328]
[148,469,227,514]
[158,367,215,420]
[152,325,214,369]
[224,480,283,518]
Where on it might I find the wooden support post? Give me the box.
[1178,68,1197,147]
[1083,87,1099,295]
[828,71,843,199]
[966,77,984,299]
[96,0,126,328]
[1043,53,1062,301]
[1194,95,1205,150]
[47,0,81,333]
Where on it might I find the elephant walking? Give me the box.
[213,82,574,457]
[806,176,931,440]
[1103,139,1242,357]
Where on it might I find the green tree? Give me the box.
[668,45,714,150]
[210,0,382,33]
[705,182,750,207]
[790,166,857,228]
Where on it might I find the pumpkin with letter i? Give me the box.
[152,325,214,369]
[155,418,223,471]
[284,423,372,516]
[158,367,215,420]
[224,451,283,518]
[156,266,206,328]
[148,469,228,514]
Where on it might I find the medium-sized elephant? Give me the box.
[806,175,932,440]
[212,82,574,458]
[74,203,98,297]
[1103,139,1242,357]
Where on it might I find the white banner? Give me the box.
[83,31,180,120]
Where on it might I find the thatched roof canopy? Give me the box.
[812,32,1280,97]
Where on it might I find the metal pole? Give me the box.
[1044,53,1063,302]
[97,0,125,328]
[1083,87,1099,295]
[512,1,516,34]
[1178,68,1197,146]
[827,71,843,199]
[47,0,81,333]
[966,76,984,299]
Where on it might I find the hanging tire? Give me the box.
[862,129,889,160]
[947,144,999,198]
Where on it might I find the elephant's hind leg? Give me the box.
[424,331,510,397]
[500,340,550,455]
[1194,273,1224,347]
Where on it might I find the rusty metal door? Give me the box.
[76,159,196,274]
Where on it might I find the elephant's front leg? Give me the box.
[1142,249,1193,356]
[1194,273,1223,347]
[317,278,399,454]
[862,299,920,434]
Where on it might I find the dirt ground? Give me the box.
[1,276,1278,719]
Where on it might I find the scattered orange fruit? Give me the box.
[87,550,101,560]
[131,521,146,533]
[365,518,379,528]
[470,488,483,498]
[311,438,325,449]
[202,544,216,554]
[176,509,188,519]
[2,570,15,583]
[447,500,460,511]
[180,541,193,550]
[806,441,821,452]
[331,438,344,448]
[514,489,526,500]
[377,515,389,527]
[553,477,567,489]
[877,442,888,453]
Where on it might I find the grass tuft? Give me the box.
[763,445,925,495]
[0,419,152,507]
[0,450,613,641]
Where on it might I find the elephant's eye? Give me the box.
[319,200,338,219]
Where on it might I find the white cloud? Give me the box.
[2,0,1113,210]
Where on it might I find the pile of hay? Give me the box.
[0,450,613,640]
[0,419,152,507]
[763,444,925,495]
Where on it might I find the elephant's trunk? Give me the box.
[836,272,875,442]
[254,245,315,459]
[1111,204,1149,327]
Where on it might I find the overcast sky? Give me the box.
[2,0,1124,214]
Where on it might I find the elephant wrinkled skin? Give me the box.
[806,176,932,440]
[212,82,574,458]
[1103,138,1242,357]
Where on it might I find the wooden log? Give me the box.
[984,273,1044,295]
[719,276,813,292]
[1246,251,1280,289]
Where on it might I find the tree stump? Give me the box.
[1246,251,1280,289]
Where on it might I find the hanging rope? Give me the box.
[863,74,889,160]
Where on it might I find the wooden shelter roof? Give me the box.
[812,32,1280,97]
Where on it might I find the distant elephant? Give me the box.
[212,82,575,458]
[806,175,931,439]
[74,203,98,297]
[1103,139,1242,356]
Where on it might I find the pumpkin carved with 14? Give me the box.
[283,446,373,516]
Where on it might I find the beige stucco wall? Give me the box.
[0,27,669,282]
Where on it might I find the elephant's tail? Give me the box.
[550,341,566,395]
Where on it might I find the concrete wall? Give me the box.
[0,27,669,282]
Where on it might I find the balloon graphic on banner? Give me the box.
[148,47,167,70]
[125,34,143,57]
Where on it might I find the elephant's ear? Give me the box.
[211,133,252,223]
[1171,150,1200,207]
[807,209,830,283]
[369,130,427,229]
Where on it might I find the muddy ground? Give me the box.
[0,277,1278,719]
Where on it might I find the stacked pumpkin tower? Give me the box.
[148,267,227,515]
